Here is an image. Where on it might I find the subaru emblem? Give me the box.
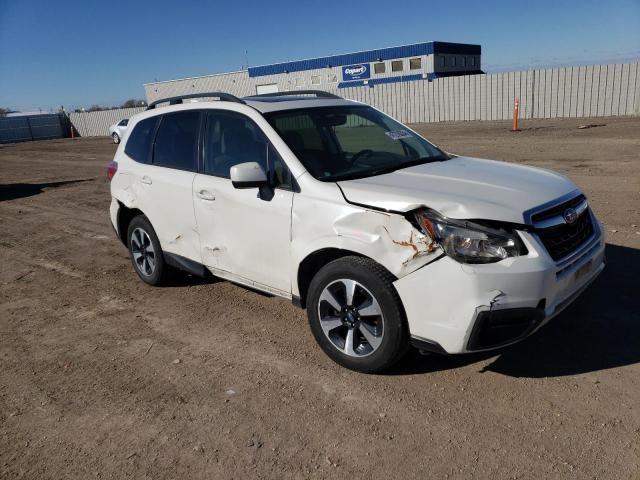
[563,207,578,224]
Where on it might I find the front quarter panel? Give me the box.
[290,178,442,297]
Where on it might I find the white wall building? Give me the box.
[144,41,482,103]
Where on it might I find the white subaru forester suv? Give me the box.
[108,91,605,373]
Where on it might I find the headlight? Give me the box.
[414,210,522,264]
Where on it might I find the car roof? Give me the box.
[144,92,361,116]
[243,96,359,113]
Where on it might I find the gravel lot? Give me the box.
[1,117,639,479]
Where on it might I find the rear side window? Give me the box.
[152,111,201,171]
[124,116,158,163]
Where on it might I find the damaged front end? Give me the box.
[466,298,547,351]
[411,208,526,264]
[381,206,552,354]
[331,203,529,279]
[330,208,443,277]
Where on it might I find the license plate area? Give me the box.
[574,259,593,281]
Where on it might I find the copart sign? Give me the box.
[342,64,371,81]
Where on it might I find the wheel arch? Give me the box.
[296,248,397,309]
[116,201,145,246]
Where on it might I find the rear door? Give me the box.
[192,109,295,295]
[127,110,202,263]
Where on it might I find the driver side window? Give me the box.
[204,111,293,189]
[333,116,404,157]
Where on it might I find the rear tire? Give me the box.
[126,215,168,286]
[307,256,409,373]
[112,133,120,144]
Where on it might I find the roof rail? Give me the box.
[246,90,342,99]
[146,92,245,110]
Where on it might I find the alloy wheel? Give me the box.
[317,278,384,357]
[130,227,155,276]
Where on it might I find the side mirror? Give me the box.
[230,162,268,189]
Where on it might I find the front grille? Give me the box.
[536,208,594,261]
[530,194,586,224]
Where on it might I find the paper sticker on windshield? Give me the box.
[385,129,412,140]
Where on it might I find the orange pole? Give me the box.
[512,97,520,131]
[70,125,74,140]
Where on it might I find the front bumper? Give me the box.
[394,214,605,354]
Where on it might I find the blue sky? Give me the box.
[1,0,638,111]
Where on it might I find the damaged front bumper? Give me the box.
[393,221,605,354]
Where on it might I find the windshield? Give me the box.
[265,105,448,181]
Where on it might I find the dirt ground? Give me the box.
[1,117,639,480]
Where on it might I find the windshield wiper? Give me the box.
[324,155,449,182]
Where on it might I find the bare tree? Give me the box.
[0,107,9,117]
[121,99,147,108]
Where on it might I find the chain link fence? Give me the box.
[0,113,70,144]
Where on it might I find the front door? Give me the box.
[192,110,295,296]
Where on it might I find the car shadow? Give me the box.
[390,243,640,378]
[0,179,94,202]
[162,271,221,288]
[162,273,276,299]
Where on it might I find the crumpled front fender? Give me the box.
[291,192,442,296]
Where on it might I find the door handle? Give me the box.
[140,176,152,185]
[196,190,215,201]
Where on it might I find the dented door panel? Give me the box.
[133,163,200,262]
[111,157,201,263]
[193,173,294,293]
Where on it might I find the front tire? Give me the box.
[307,256,409,373]
[112,133,120,144]
[127,215,168,286]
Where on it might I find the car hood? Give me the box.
[337,156,579,224]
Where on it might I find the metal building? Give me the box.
[144,41,481,103]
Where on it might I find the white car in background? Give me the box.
[109,119,129,144]
[107,91,605,373]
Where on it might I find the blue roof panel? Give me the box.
[248,42,481,77]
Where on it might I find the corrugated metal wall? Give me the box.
[68,107,146,137]
[144,62,640,124]
[69,63,639,139]
[340,63,640,122]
